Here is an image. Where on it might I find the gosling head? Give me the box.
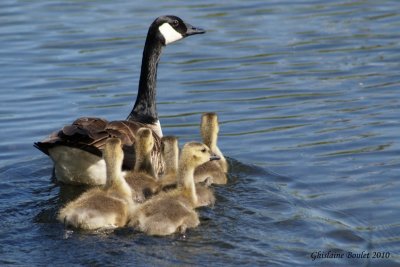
[180,142,220,168]
[136,128,154,155]
[149,15,206,46]
[200,112,219,142]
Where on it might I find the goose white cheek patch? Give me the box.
[159,23,183,45]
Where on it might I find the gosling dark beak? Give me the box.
[209,154,220,161]
[185,23,206,36]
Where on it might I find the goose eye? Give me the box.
[201,148,206,153]
[172,20,179,27]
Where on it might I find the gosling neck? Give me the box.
[106,155,120,187]
[134,149,156,178]
[202,131,218,151]
[164,159,177,176]
[177,161,197,205]
[163,151,178,176]
[105,156,132,198]
[127,36,164,124]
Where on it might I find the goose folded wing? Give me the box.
[34,117,121,157]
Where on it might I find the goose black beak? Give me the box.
[209,154,220,161]
[184,23,206,36]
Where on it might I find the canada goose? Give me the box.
[34,15,206,186]
[194,113,228,184]
[58,138,135,230]
[160,136,215,208]
[124,128,160,202]
[129,142,219,236]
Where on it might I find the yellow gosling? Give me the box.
[124,128,160,202]
[194,113,228,184]
[160,136,215,207]
[159,136,179,189]
[58,138,135,230]
[129,142,219,236]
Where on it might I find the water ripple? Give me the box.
[1,0,400,265]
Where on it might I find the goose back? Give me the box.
[35,118,163,185]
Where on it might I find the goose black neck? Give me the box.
[128,36,163,124]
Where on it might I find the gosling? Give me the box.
[159,136,180,189]
[160,136,215,208]
[194,112,228,184]
[58,138,134,230]
[124,128,160,202]
[129,142,220,236]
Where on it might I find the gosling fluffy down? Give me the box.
[58,138,134,230]
[129,142,220,236]
[160,136,215,208]
[124,128,160,203]
[194,113,228,184]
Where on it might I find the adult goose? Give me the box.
[34,15,205,185]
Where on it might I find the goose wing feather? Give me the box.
[34,117,163,172]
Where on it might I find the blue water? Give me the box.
[1,0,400,266]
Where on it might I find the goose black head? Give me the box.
[150,15,205,46]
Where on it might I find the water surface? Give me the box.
[1,0,400,266]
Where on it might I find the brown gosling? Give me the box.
[194,112,228,184]
[160,136,215,208]
[129,142,220,236]
[58,138,135,230]
[124,128,160,203]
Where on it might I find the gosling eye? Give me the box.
[201,148,206,153]
[172,20,179,27]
